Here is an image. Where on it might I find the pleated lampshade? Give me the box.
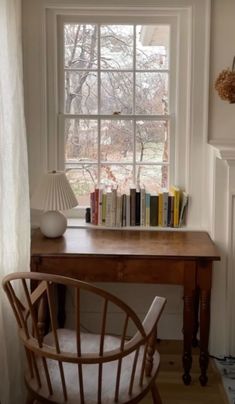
[31,171,78,211]
[31,171,78,238]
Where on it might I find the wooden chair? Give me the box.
[2,272,166,404]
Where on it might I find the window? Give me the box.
[57,18,174,206]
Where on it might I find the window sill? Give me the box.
[67,218,198,231]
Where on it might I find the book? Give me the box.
[167,195,174,227]
[150,194,158,226]
[111,188,117,227]
[116,194,122,227]
[90,191,95,224]
[126,194,130,227]
[140,188,146,226]
[105,192,112,227]
[158,192,163,226]
[94,188,99,225]
[130,187,136,226]
[122,194,127,227]
[162,189,169,227]
[102,192,106,224]
[98,188,103,225]
[170,186,181,227]
[135,190,140,226]
[179,192,189,227]
[145,193,150,226]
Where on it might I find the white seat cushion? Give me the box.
[25,329,160,403]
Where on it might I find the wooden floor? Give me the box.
[141,340,228,404]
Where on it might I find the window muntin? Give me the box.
[61,22,171,205]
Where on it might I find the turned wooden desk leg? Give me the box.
[182,262,196,385]
[192,286,200,348]
[31,277,47,341]
[198,261,212,386]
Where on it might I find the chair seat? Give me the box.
[25,329,160,403]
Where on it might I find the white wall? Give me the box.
[207,0,235,356]
[24,0,235,350]
[209,0,235,146]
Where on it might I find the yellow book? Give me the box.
[170,186,181,227]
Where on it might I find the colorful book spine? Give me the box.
[179,192,189,227]
[126,194,130,227]
[111,188,117,227]
[158,192,163,227]
[105,192,112,227]
[145,193,150,226]
[89,185,188,228]
[90,191,95,225]
[98,188,103,225]
[135,190,140,226]
[94,188,99,225]
[130,187,136,226]
[171,186,181,227]
[122,194,127,227]
[167,195,174,227]
[140,188,146,226]
[162,190,169,227]
[102,193,106,224]
[150,195,158,226]
[116,194,122,227]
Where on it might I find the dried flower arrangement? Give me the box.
[215,57,235,103]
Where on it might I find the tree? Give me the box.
[63,23,169,200]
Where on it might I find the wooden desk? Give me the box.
[31,227,220,386]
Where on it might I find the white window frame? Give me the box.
[57,16,174,194]
[46,8,190,216]
[25,1,210,228]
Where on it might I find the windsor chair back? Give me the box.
[2,272,166,404]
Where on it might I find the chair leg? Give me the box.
[151,382,162,404]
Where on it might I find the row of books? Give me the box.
[89,186,189,228]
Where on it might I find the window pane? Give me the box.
[136,165,168,192]
[66,166,98,205]
[101,72,133,114]
[135,72,168,114]
[136,25,169,70]
[136,121,168,163]
[64,24,98,69]
[100,165,133,193]
[100,120,133,162]
[100,25,133,69]
[65,119,98,162]
[64,71,97,114]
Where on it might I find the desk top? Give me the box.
[31,228,220,261]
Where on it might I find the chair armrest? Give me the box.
[142,296,166,337]
[125,296,166,349]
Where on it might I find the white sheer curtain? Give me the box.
[0,0,30,403]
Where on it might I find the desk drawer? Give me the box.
[31,255,188,285]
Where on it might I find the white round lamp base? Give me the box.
[40,211,67,238]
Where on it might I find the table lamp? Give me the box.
[31,170,78,238]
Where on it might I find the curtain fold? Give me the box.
[0,0,30,403]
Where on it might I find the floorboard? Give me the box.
[141,340,228,404]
